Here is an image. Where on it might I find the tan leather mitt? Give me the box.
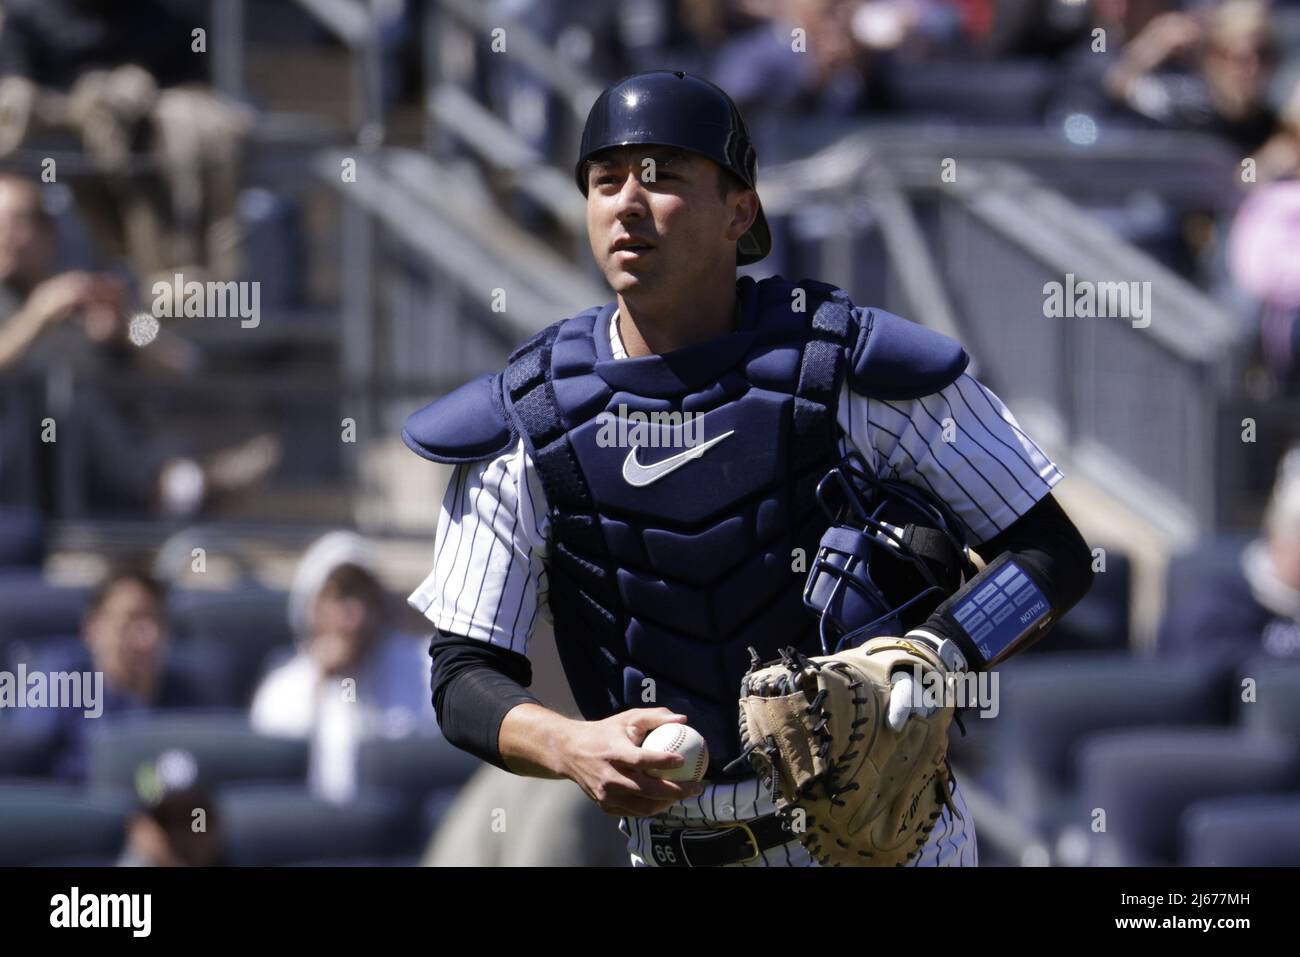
[736,638,961,867]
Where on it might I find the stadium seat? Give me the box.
[86,711,308,793]
[0,575,90,668]
[886,60,1058,124]
[991,654,1229,844]
[1031,549,1130,654]
[0,784,131,865]
[0,719,55,777]
[1157,534,1253,660]
[1075,729,1299,866]
[219,785,411,865]
[1236,657,1300,739]
[356,732,480,807]
[1180,795,1300,867]
[1163,536,1253,611]
[169,586,294,706]
[0,507,44,567]
[163,640,242,709]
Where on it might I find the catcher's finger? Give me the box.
[597,795,678,817]
[607,740,705,791]
[594,774,693,817]
[887,671,919,732]
[618,766,705,802]
[621,708,689,742]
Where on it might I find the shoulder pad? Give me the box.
[402,373,517,464]
[848,308,969,400]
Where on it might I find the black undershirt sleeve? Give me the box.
[916,492,1095,662]
[428,629,541,771]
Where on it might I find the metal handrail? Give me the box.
[432,0,603,122]
[316,148,607,336]
[291,0,385,141]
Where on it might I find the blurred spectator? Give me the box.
[983,0,1094,58]
[0,171,124,370]
[12,568,207,782]
[1103,0,1280,154]
[1255,73,1300,182]
[0,0,252,283]
[251,532,437,804]
[1052,0,1181,126]
[714,0,893,119]
[1159,447,1300,665]
[1226,179,1300,389]
[118,748,225,867]
[0,171,281,517]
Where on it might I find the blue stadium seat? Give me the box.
[886,60,1058,124]
[1076,729,1299,866]
[991,654,1228,844]
[168,586,294,706]
[0,575,90,668]
[356,732,480,805]
[0,507,44,567]
[1163,535,1253,614]
[86,711,308,794]
[0,720,55,778]
[1032,549,1130,654]
[0,784,132,865]
[356,733,481,845]
[1157,534,1254,664]
[1237,657,1300,739]
[161,640,241,709]
[219,785,411,865]
[1180,795,1300,866]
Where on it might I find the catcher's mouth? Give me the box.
[610,235,657,254]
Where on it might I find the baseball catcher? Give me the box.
[404,70,1095,867]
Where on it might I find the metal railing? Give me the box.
[755,132,1245,545]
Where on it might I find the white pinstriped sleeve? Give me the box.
[406,439,551,655]
[837,371,1064,545]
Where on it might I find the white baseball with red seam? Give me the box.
[641,724,709,782]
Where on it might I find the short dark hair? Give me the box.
[86,569,166,618]
[319,562,386,608]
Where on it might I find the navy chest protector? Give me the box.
[404,276,969,776]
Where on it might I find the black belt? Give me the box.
[645,813,796,867]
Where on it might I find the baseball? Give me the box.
[641,723,709,782]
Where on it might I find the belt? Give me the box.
[645,813,796,867]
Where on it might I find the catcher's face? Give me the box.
[584,146,757,300]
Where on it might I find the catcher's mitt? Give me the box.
[734,637,962,867]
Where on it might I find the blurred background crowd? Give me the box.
[1,0,1300,867]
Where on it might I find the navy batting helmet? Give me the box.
[803,452,976,654]
[575,70,772,266]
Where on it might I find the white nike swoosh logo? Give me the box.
[622,430,735,487]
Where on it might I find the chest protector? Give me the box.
[405,275,969,776]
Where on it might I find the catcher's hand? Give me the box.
[733,637,964,867]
